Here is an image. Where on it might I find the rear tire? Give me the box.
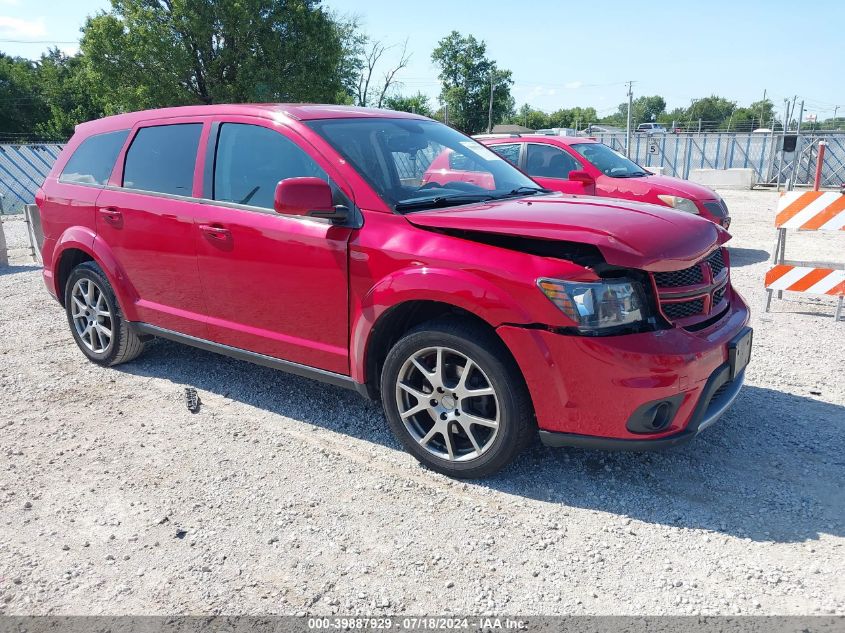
[380,318,534,478]
[64,261,144,366]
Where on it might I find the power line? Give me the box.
[0,39,79,44]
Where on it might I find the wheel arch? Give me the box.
[52,229,137,318]
[350,267,535,398]
[358,299,528,402]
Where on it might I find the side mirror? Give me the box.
[274,177,347,223]
[568,170,595,185]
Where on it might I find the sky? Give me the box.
[1,0,843,120]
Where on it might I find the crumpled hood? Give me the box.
[405,194,729,272]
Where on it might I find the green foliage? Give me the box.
[687,95,736,126]
[383,92,433,117]
[507,105,598,131]
[548,106,597,129]
[0,54,49,139]
[80,0,352,110]
[431,31,514,134]
[604,95,666,127]
[35,50,104,139]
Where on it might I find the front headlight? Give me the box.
[537,278,648,333]
[657,195,699,214]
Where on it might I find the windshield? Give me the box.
[570,142,649,178]
[307,118,544,212]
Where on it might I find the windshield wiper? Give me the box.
[394,193,496,212]
[492,186,552,199]
[614,172,649,178]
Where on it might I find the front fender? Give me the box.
[51,227,139,320]
[349,266,535,383]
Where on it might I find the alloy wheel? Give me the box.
[394,346,500,462]
[70,278,113,354]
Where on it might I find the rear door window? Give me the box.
[59,129,129,186]
[489,143,521,166]
[212,123,327,210]
[525,144,581,179]
[123,124,202,196]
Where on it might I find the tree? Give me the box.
[80,0,356,112]
[35,49,105,140]
[686,95,736,129]
[383,92,433,117]
[0,54,48,140]
[609,95,666,127]
[431,31,513,134]
[353,39,411,108]
[548,106,598,129]
[510,104,548,130]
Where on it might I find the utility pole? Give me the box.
[834,105,839,130]
[759,89,767,129]
[788,100,805,191]
[487,68,496,133]
[776,98,791,190]
[625,80,633,157]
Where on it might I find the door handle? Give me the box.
[98,207,122,225]
[199,224,231,241]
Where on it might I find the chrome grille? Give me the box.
[663,298,705,320]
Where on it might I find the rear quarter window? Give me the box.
[59,129,130,186]
[123,124,202,196]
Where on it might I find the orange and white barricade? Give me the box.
[764,191,845,321]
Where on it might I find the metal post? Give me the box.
[0,216,8,267]
[788,100,804,191]
[486,69,495,134]
[625,80,633,157]
[814,141,827,190]
[764,228,786,312]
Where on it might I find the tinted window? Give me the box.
[60,130,129,186]
[490,143,520,166]
[448,151,472,170]
[213,123,327,210]
[525,144,581,178]
[123,124,202,195]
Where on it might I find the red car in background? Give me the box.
[477,135,731,228]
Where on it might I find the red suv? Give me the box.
[478,135,732,228]
[37,105,751,478]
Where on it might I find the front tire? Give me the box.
[380,319,534,478]
[64,261,145,366]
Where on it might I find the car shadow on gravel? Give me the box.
[496,385,845,544]
[0,264,37,276]
[120,339,843,545]
[727,247,769,266]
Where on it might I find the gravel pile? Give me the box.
[0,190,842,615]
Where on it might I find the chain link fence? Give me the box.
[2,133,844,216]
[0,143,64,214]
[590,132,845,188]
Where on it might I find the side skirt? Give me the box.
[130,322,367,396]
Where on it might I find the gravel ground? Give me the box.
[0,190,843,616]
